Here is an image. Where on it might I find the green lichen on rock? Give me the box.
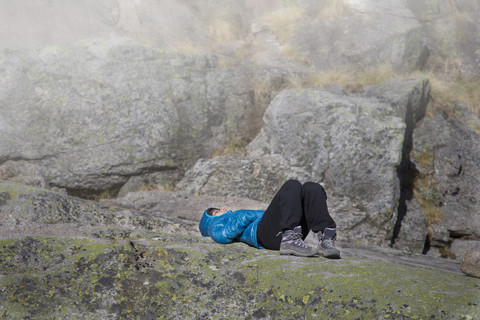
[1,233,479,319]
[1,182,479,319]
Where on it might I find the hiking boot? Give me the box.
[279,226,316,257]
[318,228,340,259]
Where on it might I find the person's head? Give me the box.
[206,207,228,216]
[199,207,229,237]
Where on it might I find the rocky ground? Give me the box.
[1,181,479,319]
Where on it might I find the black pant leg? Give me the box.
[302,182,336,233]
[257,179,304,250]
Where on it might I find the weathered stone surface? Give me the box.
[412,106,480,242]
[461,250,480,279]
[363,78,430,124]
[451,240,480,262]
[392,196,428,253]
[102,189,268,222]
[256,86,406,245]
[1,182,479,319]
[0,40,286,196]
[177,154,310,203]
[0,181,198,241]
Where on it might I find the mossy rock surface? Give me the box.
[1,233,479,319]
[0,181,479,319]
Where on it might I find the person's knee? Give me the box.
[284,179,302,189]
[303,181,327,198]
[285,179,302,187]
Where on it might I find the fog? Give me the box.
[0,0,221,50]
[1,0,478,80]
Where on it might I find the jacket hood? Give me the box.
[199,209,234,236]
[199,209,214,236]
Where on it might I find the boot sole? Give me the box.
[279,248,317,257]
[319,249,341,259]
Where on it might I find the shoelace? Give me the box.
[283,231,309,248]
[321,238,335,249]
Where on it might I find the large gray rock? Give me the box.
[180,78,430,247]
[0,39,285,197]
[411,106,480,243]
[255,90,406,246]
[451,240,480,263]
[461,250,480,279]
[177,154,310,203]
[0,181,199,241]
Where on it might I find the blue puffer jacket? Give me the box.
[199,209,265,248]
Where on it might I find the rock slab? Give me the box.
[1,182,479,319]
